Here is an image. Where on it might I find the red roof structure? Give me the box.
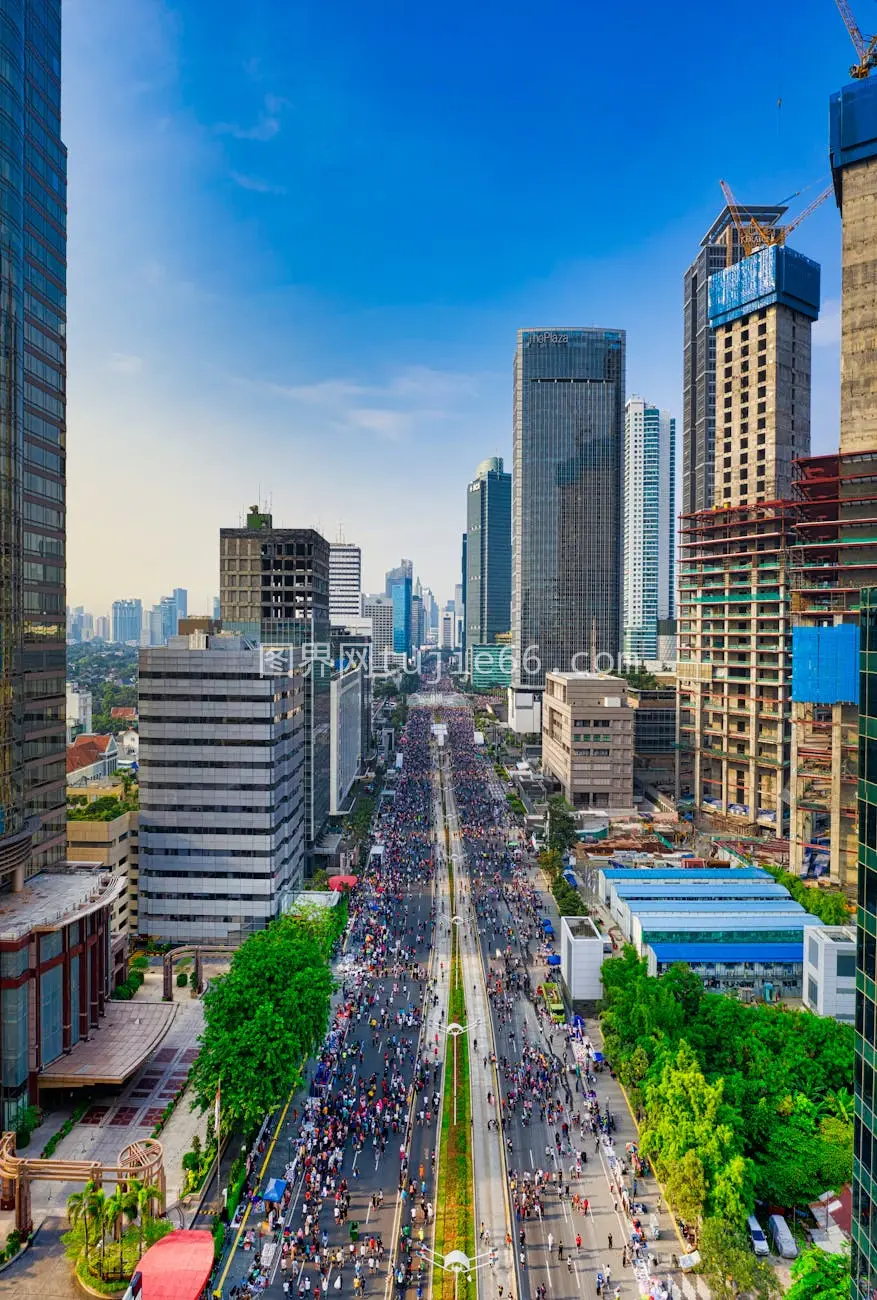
[134,1229,214,1299]
[66,733,114,775]
[111,706,137,720]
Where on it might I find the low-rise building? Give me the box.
[559,914,605,1005]
[67,802,139,937]
[627,679,677,793]
[802,924,855,1022]
[542,673,634,810]
[66,733,119,786]
[66,685,93,741]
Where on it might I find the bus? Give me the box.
[541,981,565,1023]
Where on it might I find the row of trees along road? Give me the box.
[189,901,347,1130]
[600,948,854,1298]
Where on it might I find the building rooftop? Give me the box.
[0,867,125,941]
[639,913,821,932]
[38,1001,177,1088]
[598,866,771,880]
[562,915,601,940]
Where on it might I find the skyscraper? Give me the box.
[329,541,362,620]
[390,573,412,656]
[466,457,512,649]
[0,0,67,880]
[173,587,188,620]
[623,400,675,662]
[111,599,142,645]
[512,328,626,690]
[682,203,785,515]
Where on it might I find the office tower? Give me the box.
[173,587,188,620]
[212,595,220,620]
[0,1,129,1134]
[219,508,331,852]
[330,541,362,621]
[454,585,464,650]
[385,559,413,597]
[466,456,512,649]
[677,243,820,833]
[440,607,454,649]
[147,606,164,647]
[858,590,877,1297]
[0,0,67,881]
[623,400,676,662]
[682,203,785,515]
[511,328,626,692]
[138,634,305,943]
[363,595,395,664]
[789,78,877,891]
[159,594,179,642]
[112,599,142,645]
[411,592,424,650]
[390,572,413,656]
[329,667,362,814]
[94,615,110,641]
[461,534,467,654]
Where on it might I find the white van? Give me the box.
[746,1216,769,1257]
[767,1213,798,1259]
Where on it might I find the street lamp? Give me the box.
[418,1246,496,1300]
[442,1019,480,1124]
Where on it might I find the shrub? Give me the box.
[176,972,188,988]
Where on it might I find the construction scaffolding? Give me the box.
[788,449,877,886]
[676,500,796,833]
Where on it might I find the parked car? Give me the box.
[767,1213,798,1259]
[746,1216,769,1257]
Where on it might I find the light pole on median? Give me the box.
[417,1246,496,1300]
[443,1019,480,1125]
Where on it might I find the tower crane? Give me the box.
[835,0,877,78]
[719,179,833,256]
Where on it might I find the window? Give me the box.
[837,953,855,979]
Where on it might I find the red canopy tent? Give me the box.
[328,875,358,891]
[133,1229,214,1300]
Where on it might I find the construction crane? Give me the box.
[719,179,833,256]
[835,0,877,78]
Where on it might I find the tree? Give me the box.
[698,1217,781,1300]
[546,796,576,855]
[786,1245,849,1300]
[664,1149,706,1223]
[189,911,336,1128]
[67,1182,95,1261]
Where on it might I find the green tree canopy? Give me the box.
[546,795,576,855]
[785,1246,849,1300]
[698,1218,781,1300]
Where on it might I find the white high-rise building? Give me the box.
[622,397,675,663]
[363,595,395,665]
[330,542,362,621]
[138,634,305,943]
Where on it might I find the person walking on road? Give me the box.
[547,1233,554,1255]
[607,1233,613,1250]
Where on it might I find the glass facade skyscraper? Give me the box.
[466,456,511,648]
[512,328,625,689]
[855,587,877,1295]
[623,399,676,662]
[0,0,66,884]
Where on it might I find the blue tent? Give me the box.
[262,1177,288,1202]
[546,954,561,966]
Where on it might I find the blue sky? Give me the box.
[65,0,854,614]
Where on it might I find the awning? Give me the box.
[546,954,561,966]
[328,874,358,891]
[39,1002,177,1088]
[133,1229,214,1300]
[262,1177,288,1202]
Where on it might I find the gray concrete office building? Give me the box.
[138,634,306,944]
[512,328,626,690]
[466,457,511,648]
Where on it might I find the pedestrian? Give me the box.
[607,1234,613,1250]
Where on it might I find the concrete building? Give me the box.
[465,457,512,649]
[137,634,306,943]
[677,241,820,833]
[330,669,363,814]
[111,599,142,645]
[67,805,140,937]
[390,572,412,657]
[682,203,785,516]
[66,684,93,741]
[802,924,855,1022]
[329,540,362,621]
[363,595,396,668]
[507,688,542,736]
[95,615,110,642]
[541,672,634,811]
[66,734,119,787]
[623,399,675,662]
[511,328,626,692]
[559,914,605,1004]
[440,608,454,650]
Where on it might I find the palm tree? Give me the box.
[87,1185,107,1278]
[67,1181,95,1260]
[136,1181,162,1258]
[822,1088,854,1124]
[103,1190,124,1279]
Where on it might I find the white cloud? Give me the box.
[216,93,289,142]
[813,297,841,348]
[229,172,287,195]
[107,352,144,374]
[234,366,481,442]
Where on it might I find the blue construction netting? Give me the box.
[791,624,860,705]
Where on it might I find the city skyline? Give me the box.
[64,0,848,612]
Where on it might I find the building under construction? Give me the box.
[786,74,877,889]
[677,230,821,835]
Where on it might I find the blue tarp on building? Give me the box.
[709,245,820,328]
[649,942,803,964]
[791,624,859,705]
